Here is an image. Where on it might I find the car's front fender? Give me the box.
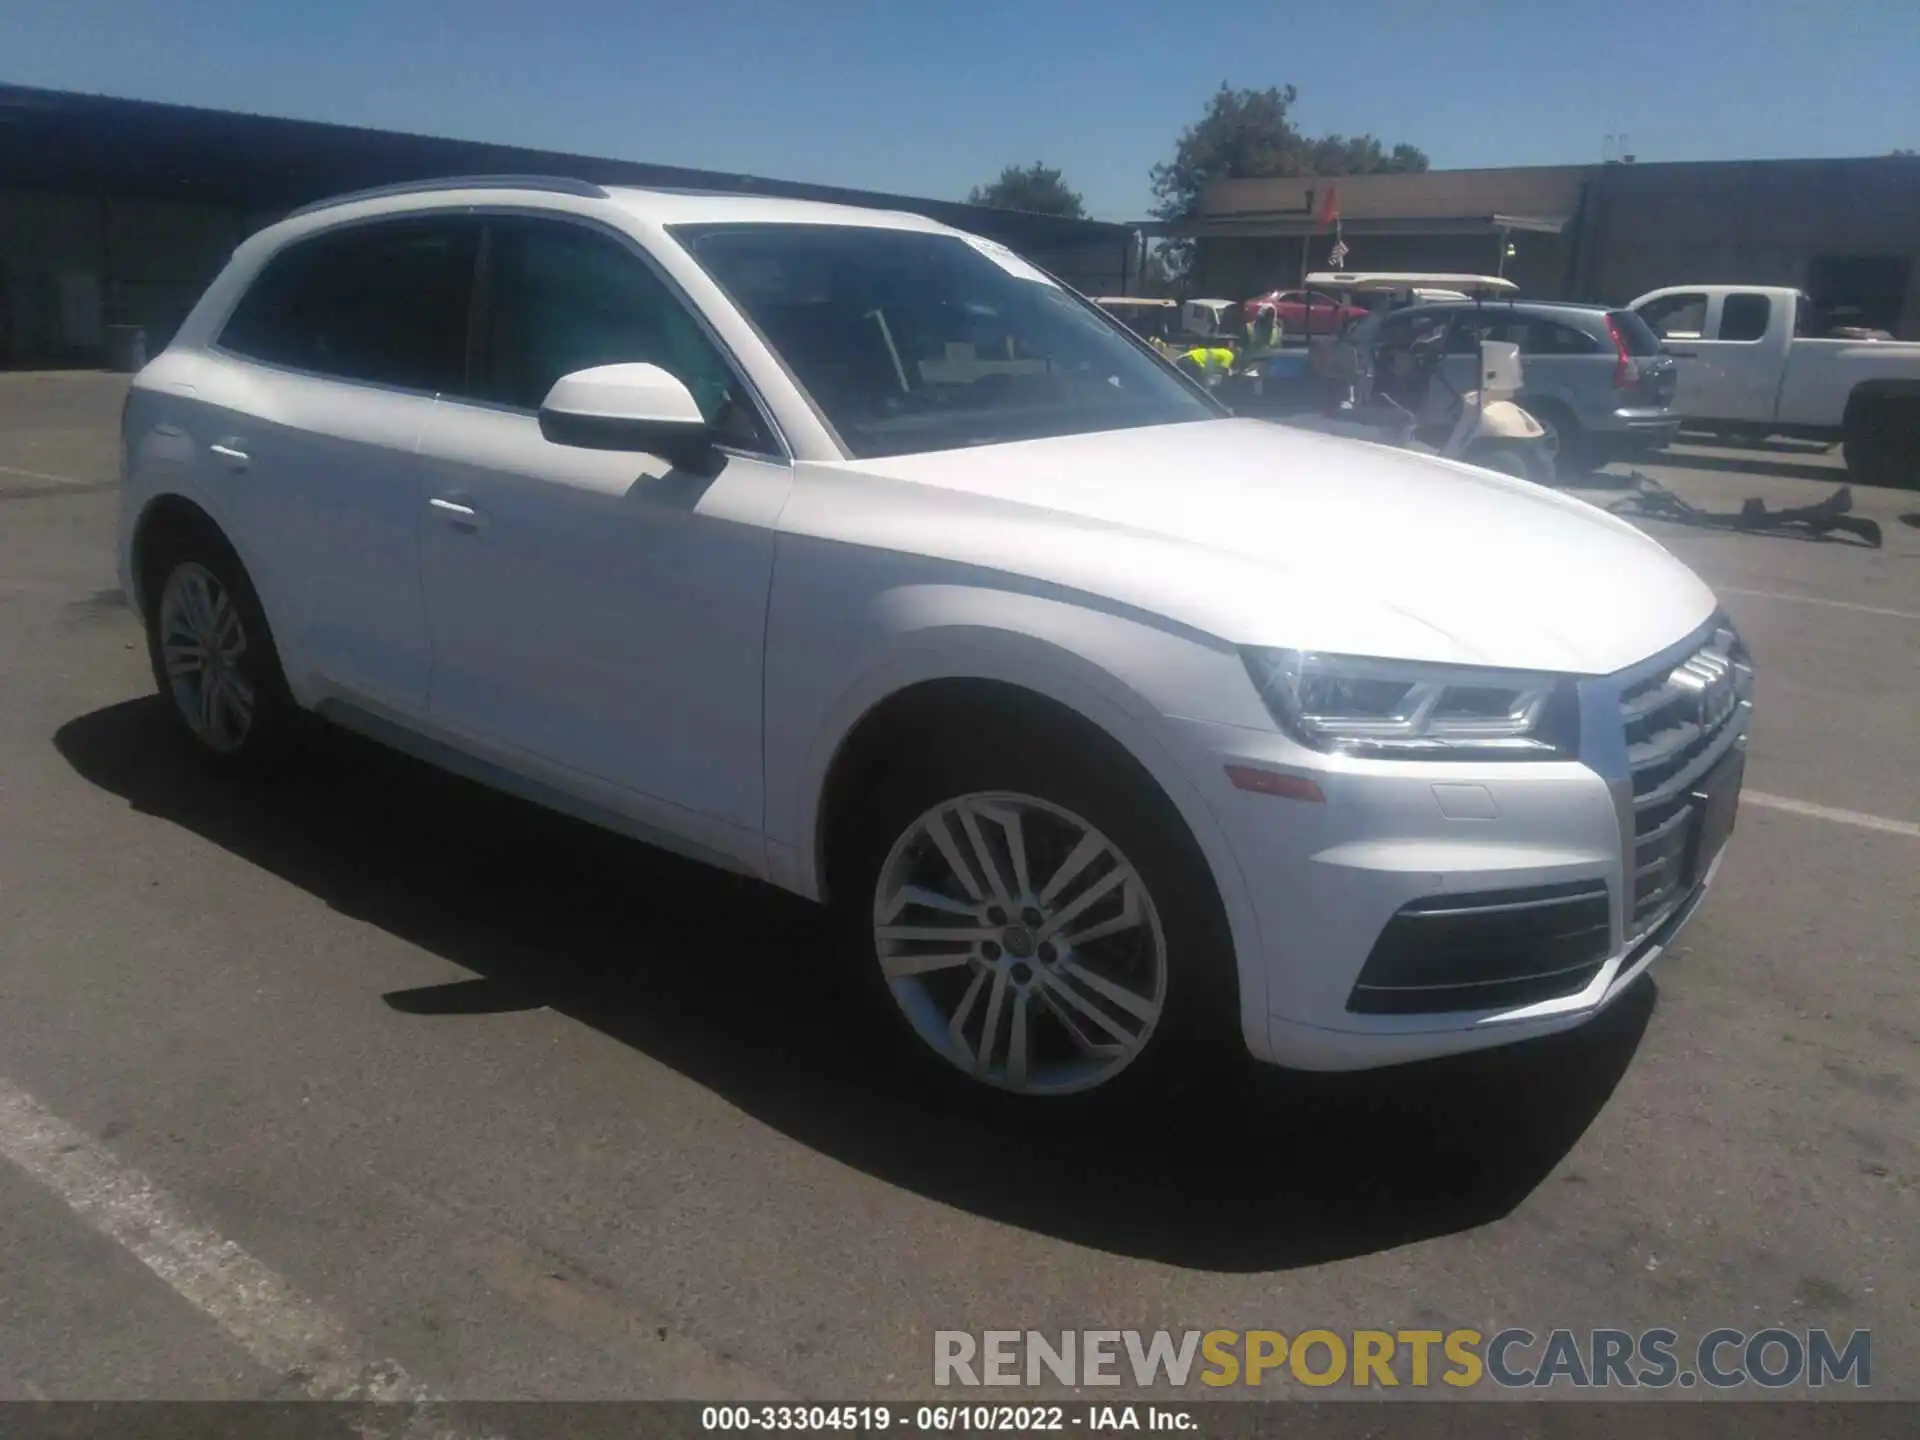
[759,551,1271,1044]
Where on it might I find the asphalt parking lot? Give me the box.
[0,370,1914,1404]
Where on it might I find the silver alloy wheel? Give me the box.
[872,792,1169,1096]
[158,562,256,754]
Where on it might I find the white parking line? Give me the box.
[0,1075,472,1434]
[0,462,96,487]
[1720,586,1919,622]
[1746,791,1920,839]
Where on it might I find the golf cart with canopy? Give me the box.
[1180,299,1238,340]
[1090,296,1179,347]
[1093,298,1236,384]
[1238,272,1553,483]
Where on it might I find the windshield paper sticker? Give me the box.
[960,235,1057,287]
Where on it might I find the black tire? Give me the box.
[1467,440,1552,485]
[141,521,298,775]
[825,698,1238,1106]
[1842,396,1920,489]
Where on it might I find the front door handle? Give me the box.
[209,441,250,471]
[429,495,487,531]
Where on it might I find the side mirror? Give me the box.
[538,363,712,466]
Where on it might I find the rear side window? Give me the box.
[1604,310,1663,357]
[1522,318,1602,356]
[1445,311,1524,354]
[220,218,478,392]
[1374,309,1440,348]
[1636,292,1708,340]
[1719,293,1772,342]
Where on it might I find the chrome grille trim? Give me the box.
[1614,620,1753,945]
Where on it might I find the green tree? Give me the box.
[967,162,1087,219]
[1150,84,1429,272]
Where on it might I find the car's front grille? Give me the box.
[1618,625,1753,944]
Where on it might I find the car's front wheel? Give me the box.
[830,707,1236,1100]
[144,535,295,772]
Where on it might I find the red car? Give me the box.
[1243,289,1370,337]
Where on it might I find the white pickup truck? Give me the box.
[1629,284,1920,485]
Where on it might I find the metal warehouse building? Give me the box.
[1170,155,1920,338]
[0,83,1139,368]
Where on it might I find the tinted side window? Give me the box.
[220,218,478,391]
[1442,312,1482,355]
[1522,319,1601,355]
[1374,308,1449,347]
[1446,312,1524,355]
[477,219,774,452]
[1637,292,1708,340]
[1719,293,1772,342]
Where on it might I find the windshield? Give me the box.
[671,223,1217,459]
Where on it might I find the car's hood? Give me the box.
[809,418,1717,674]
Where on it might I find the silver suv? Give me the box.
[1363,301,1680,476]
[119,178,1748,1100]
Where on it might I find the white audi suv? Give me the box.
[119,177,1752,1099]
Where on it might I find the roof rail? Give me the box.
[283,175,609,220]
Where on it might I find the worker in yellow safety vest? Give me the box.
[1183,342,1236,383]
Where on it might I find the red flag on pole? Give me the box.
[1316,184,1340,228]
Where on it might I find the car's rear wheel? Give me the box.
[1842,396,1920,488]
[1529,401,1585,478]
[144,537,295,772]
[829,710,1236,1101]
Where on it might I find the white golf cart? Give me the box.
[1180,298,1238,339]
[1251,272,1553,483]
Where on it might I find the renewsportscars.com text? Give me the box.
[933,1328,1871,1390]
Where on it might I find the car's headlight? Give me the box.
[1241,648,1580,759]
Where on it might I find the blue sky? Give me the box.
[5,0,1917,220]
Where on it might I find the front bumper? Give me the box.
[1164,619,1749,1071]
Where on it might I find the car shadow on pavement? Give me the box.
[1674,428,1835,453]
[55,697,1652,1274]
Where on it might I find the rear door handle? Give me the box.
[429,495,487,531]
[209,441,250,471]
